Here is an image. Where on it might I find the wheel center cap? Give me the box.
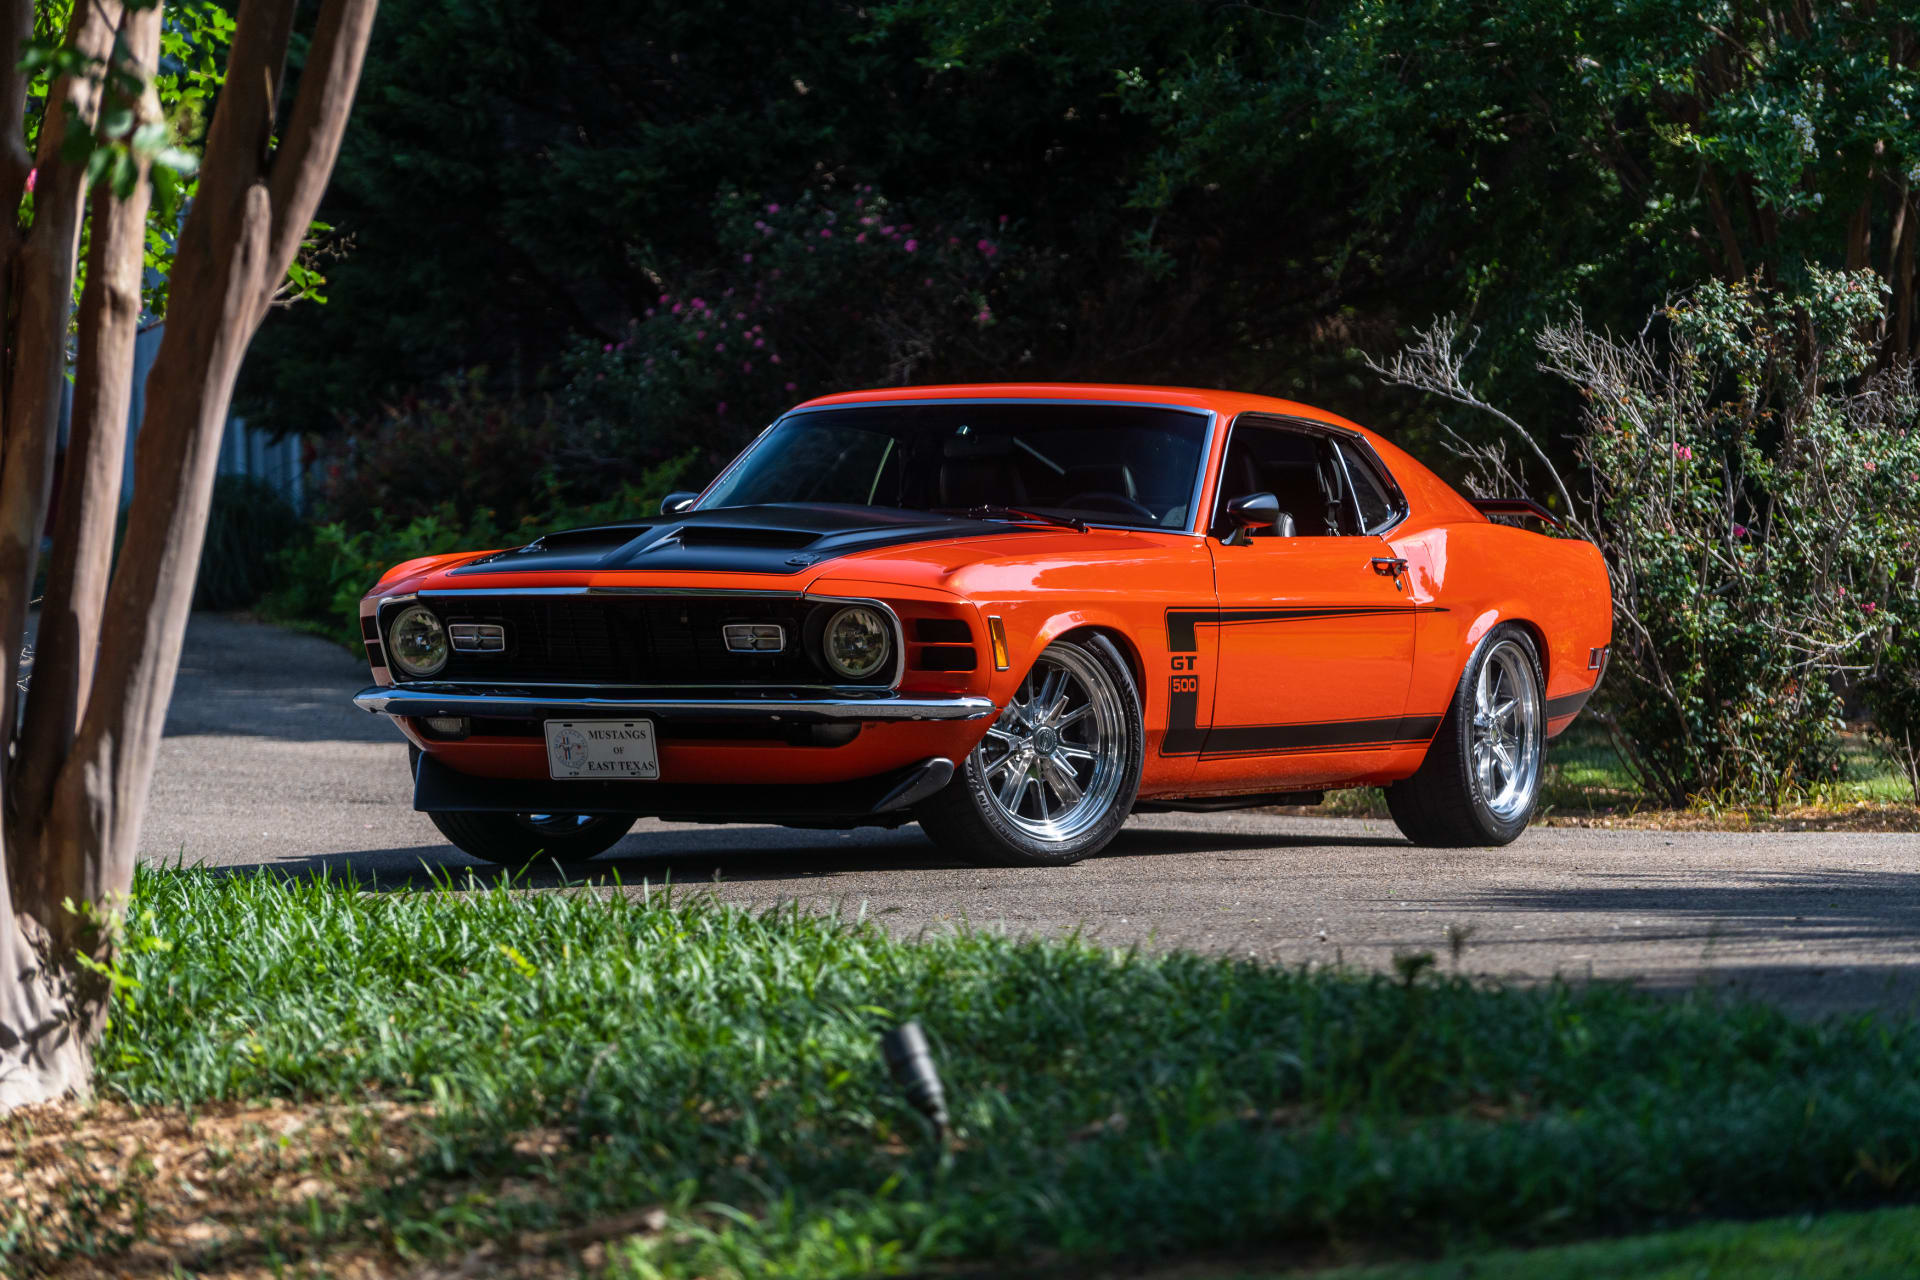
[1032,727,1059,755]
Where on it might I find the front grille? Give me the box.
[398,594,835,686]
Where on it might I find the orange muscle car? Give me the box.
[353,385,1611,866]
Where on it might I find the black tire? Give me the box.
[427,809,637,866]
[917,633,1143,866]
[1386,624,1546,847]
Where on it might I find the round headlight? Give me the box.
[387,605,449,678]
[822,605,892,680]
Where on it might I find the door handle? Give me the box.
[1371,556,1409,589]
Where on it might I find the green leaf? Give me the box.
[111,148,138,200]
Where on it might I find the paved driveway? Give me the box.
[143,615,1920,1014]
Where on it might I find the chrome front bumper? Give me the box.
[353,684,997,723]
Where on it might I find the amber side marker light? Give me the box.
[987,616,1010,670]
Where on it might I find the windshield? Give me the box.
[697,402,1211,530]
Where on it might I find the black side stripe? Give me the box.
[1165,604,1447,652]
[1545,687,1595,719]
[1200,714,1443,757]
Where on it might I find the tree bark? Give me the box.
[0,0,379,1109]
[16,4,163,825]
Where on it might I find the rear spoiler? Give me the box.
[1470,497,1564,530]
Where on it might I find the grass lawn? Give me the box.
[1318,1204,1920,1279]
[6,867,1920,1277]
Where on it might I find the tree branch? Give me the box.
[14,3,161,826]
[0,0,124,804]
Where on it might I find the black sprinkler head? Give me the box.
[880,1020,949,1139]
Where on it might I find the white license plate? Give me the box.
[544,720,659,780]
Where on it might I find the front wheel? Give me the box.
[917,634,1143,866]
[1385,625,1545,847]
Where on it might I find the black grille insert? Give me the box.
[385,594,893,687]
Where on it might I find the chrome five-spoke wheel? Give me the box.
[977,644,1129,844]
[1470,638,1542,822]
[1385,624,1545,847]
[917,634,1144,866]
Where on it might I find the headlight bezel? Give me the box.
[819,603,896,682]
[387,603,450,679]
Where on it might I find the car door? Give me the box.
[1199,416,1419,778]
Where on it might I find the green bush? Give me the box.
[1377,270,1920,807]
[1865,622,1920,804]
[264,454,693,647]
[192,474,304,610]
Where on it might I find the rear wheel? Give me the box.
[917,634,1142,866]
[1386,625,1545,847]
[427,809,637,866]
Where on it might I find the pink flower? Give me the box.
[998,213,1008,225]
[717,401,728,414]
[903,239,918,252]
[671,303,683,314]
[695,329,706,339]
[820,228,833,239]
[742,253,753,264]
[880,225,895,235]
[658,293,669,305]
[753,338,764,348]
[948,236,960,247]
[24,168,34,194]
[1865,460,1877,472]
[742,360,753,372]
[1732,523,1748,537]
[1672,443,1694,461]
[855,232,867,243]
[644,308,654,318]
[975,307,992,324]
[766,203,780,214]
[692,297,707,310]
[715,342,726,352]
[785,381,797,391]
[771,353,782,364]
[602,343,613,352]
[1865,600,1879,614]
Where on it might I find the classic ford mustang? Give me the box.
[353,384,1611,866]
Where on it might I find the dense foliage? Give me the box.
[1378,272,1920,807]
[15,866,1917,1274]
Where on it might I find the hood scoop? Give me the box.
[446,502,1023,578]
[673,524,819,549]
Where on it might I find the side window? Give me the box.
[1211,422,1352,537]
[1335,439,1398,533]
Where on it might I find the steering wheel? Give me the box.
[1061,491,1158,521]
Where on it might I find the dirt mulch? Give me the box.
[0,1096,660,1278]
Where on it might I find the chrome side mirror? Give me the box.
[659,491,698,515]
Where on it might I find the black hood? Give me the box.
[447,503,1020,577]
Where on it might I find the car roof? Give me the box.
[790,382,1481,527]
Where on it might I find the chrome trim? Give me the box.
[449,622,506,652]
[414,587,805,600]
[1206,412,1411,539]
[354,685,996,722]
[723,622,786,653]
[697,397,1220,539]
[804,592,906,689]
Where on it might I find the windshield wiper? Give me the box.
[940,504,1088,533]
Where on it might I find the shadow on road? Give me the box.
[204,818,1413,891]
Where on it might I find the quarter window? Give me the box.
[1336,439,1398,533]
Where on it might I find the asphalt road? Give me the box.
[142,614,1920,1014]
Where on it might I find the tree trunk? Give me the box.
[0,0,378,1109]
